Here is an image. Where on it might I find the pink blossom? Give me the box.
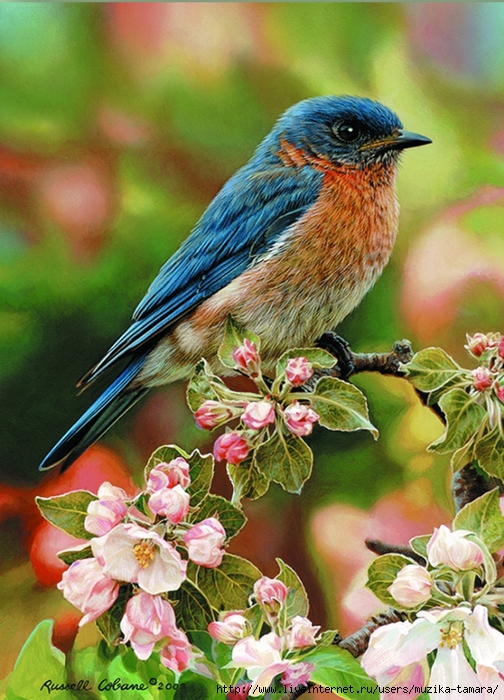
[183,517,226,568]
[285,357,314,386]
[426,525,484,571]
[84,482,128,536]
[160,628,192,675]
[91,523,187,595]
[213,432,250,465]
[147,457,191,492]
[57,557,119,626]
[208,611,250,644]
[494,378,504,404]
[148,484,190,524]
[388,565,432,608]
[195,400,235,430]
[285,615,320,649]
[283,401,319,437]
[230,633,290,697]
[120,591,178,660]
[241,401,275,430]
[253,577,288,614]
[499,336,504,360]
[280,661,314,689]
[472,367,493,392]
[465,333,491,358]
[232,338,260,377]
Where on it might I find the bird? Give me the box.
[39,95,431,471]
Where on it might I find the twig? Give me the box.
[365,538,426,565]
[335,609,405,657]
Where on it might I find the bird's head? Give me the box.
[264,95,431,169]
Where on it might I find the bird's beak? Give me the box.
[360,129,432,152]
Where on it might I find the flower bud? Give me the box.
[499,336,504,360]
[494,377,504,404]
[465,333,491,358]
[208,611,250,645]
[241,400,275,430]
[84,482,128,536]
[160,628,192,675]
[232,338,260,377]
[283,401,319,437]
[183,517,226,568]
[285,615,320,649]
[427,525,484,571]
[253,576,288,614]
[388,564,432,608]
[285,357,314,386]
[57,558,119,625]
[195,400,235,431]
[471,367,493,392]
[213,432,250,465]
[147,458,191,492]
[120,591,178,660]
[148,484,190,524]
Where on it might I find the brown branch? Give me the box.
[335,608,405,657]
[365,538,426,565]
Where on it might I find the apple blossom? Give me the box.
[91,522,187,595]
[84,482,128,536]
[160,628,193,675]
[495,378,504,404]
[283,401,319,437]
[195,400,236,430]
[213,432,250,465]
[183,517,226,568]
[499,336,504,360]
[426,525,484,571]
[285,616,320,650]
[241,401,275,430]
[208,611,250,644]
[147,457,191,492]
[465,333,491,358]
[281,661,314,689]
[57,557,119,626]
[253,576,288,614]
[230,633,290,697]
[285,357,314,386]
[388,564,432,608]
[148,484,190,524]
[472,367,493,392]
[120,591,178,660]
[232,339,260,377]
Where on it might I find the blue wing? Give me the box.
[81,163,323,385]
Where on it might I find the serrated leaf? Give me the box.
[191,554,261,612]
[275,347,336,377]
[366,553,418,608]
[410,535,430,560]
[309,376,378,438]
[95,585,132,646]
[276,558,309,619]
[453,488,504,552]
[474,427,504,480]
[304,646,377,699]
[186,450,215,506]
[186,360,220,412]
[170,580,214,633]
[254,428,312,494]
[218,315,260,370]
[428,389,485,454]
[403,347,463,392]
[57,544,93,565]
[193,494,246,540]
[35,491,96,539]
[227,456,270,505]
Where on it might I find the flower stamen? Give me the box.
[134,541,156,568]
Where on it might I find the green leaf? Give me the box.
[453,488,504,552]
[402,347,463,392]
[309,376,378,438]
[174,671,216,700]
[410,535,430,560]
[57,544,93,565]
[191,554,261,612]
[317,629,340,646]
[218,315,260,370]
[276,558,309,619]
[170,580,214,634]
[193,494,246,540]
[275,347,336,376]
[474,427,504,480]
[186,360,220,412]
[428,389,485,454]
[366,553,418,608]
[451,438,477,472]
[227,456,270,505]
[5,621,66,700]
[304,646,377,699]
[35,491,96,539]
[254,428,313,494]
[95,585,132,646]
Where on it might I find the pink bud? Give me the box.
[285,357,314,386]
[195,400,235,430]
[213,432,250,465]
[494,377,504,404]
[471,367,493,392]
[57,558,119,626]
[160,628,192,675]
[285,615,320,649]
[253,576,288,614]
[427,524,484,571]
[208,611,250,645]
[147,457,191,492]
[465,333,491,358]
[120,591,178,660]
[148,484,190,524]
[241,401,275,430]
[84,482,128,536]
[281,661,314,689]
[232,338,260,377]
[388,564,432,608]
[499,336,504,360]
[283,401,320,437]
[183,517,226,568]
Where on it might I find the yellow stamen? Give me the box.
[439,626,463,649]
[134,541,156,568]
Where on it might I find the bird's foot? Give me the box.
[316,332,355,379]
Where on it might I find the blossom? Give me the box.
[285,616,320,649]
[160,628,192,675]
[499,336,504,361]
[494,378,504,404]
[241,401,275,430]
[230,633,291,697]
[253,576,288,614]
[388,564,432,608]
[183,517,226,568]
[208,611,250,645]
[285,357,314,386]
[148,484,190,524]
[147,457,190,492]
[283,401,319,437]
[120,591,178,660]
[232,338,260,377]
[84,482,128,536]
[213,432,250,465]
[280,661,314,689]
[426,525,484,571]
[472,367,494,392]
[91,523,187,595]
[465,333,491,358]
[195,400,236,430]
[57,557,119,626]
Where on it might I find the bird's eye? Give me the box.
[333,121,361,143]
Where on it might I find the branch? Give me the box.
[334,608,405,657]
[365,538,426,565]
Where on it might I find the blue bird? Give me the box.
[40,95,431,471]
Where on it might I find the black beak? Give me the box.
[388,129,432,150]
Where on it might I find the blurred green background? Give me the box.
[2,1,504,682]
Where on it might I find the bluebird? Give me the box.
[40,95,431,471]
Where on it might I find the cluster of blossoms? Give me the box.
[208,576,320,697]
[364,524,504,695]
[466,332,504,428]
[194,338,320,465]
[57,457,227,673]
